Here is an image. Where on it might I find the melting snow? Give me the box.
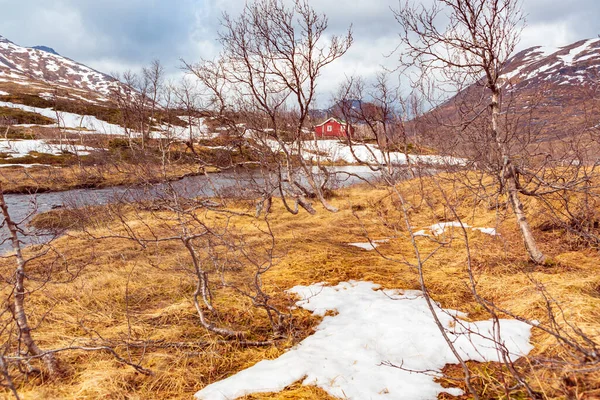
[0,101,126,135]
[426,222,499,237]
[0,139,94,157]
[348,239,389,251]
[430,221,471,236]
[472,227,498,236]
[194,281,533,400]
[0,163,51,168]
[155,118,210,140]
[267,139,466,167]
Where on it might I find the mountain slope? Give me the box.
[0,34,118,101]
[423,38,600,146]
[502,38,600,87]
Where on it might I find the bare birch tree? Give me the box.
[0,187,62,380]
[185,0,352,215]
[393,0,549,263]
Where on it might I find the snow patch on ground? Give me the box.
[0,101,126,135]
[427,222,499,237]
[0,139,94,157]
[195,281,533,400]
[0,163,51,168]
[154,118,210,140]
[266,139,466,167]
[0,90,8,96]
[347,239,389,251]
[472,227,498,236]
[430,221,471,235]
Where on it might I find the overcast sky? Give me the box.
[1,0,599,106]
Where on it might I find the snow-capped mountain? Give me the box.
[501,38,600,87]
[425,38,600,143]
[499,38,600,139]
[0,34,118,98]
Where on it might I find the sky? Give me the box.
[1,0,599,106]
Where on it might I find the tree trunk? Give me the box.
[490,89,546,264]
[506,175,547,264]
[0,188,61,376]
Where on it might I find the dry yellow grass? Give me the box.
[0,162,210,193]
[1,174,599,399]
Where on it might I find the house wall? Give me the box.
[314,121,353,138]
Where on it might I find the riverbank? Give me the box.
[2,173,598,399]
[0,162,218,194]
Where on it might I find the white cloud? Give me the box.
[1,0,598,101]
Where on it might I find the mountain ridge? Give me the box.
[31,45,59,56]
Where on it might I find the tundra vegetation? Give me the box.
[0,0,599,399]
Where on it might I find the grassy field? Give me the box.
[0,162,210,193]
[1,174,599,399]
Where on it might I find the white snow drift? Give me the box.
[266,138,466,167]
[348,239,389,251]
[0,139,94,157]
[195,280,533,400]
[428,221,499,236]
[0,100,126,135]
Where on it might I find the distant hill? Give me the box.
[423,38,600,144]
[310,99,364,122]
[0,34,120,102]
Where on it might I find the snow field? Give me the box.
[0,101,127,135]
[266,138,466,167]
[195,281,533,400]
[0,139,94,157]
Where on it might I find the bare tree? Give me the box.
[0,187,62,379]
[185,0,353,215]
[393,0,550,263]
[110,60,165,150]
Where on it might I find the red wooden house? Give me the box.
[314,117,354,138]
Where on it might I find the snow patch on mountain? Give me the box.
[0,34,119,96]
[501,38,600,86]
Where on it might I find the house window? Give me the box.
[327,125,333,132]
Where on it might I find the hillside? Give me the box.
[502,38,600,89]
[422,38,600,146]
[0,35,117,103]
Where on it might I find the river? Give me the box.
[0,166,384,252]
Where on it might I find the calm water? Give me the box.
[0,166,382,251]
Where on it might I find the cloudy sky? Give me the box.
[1,0,598,105]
